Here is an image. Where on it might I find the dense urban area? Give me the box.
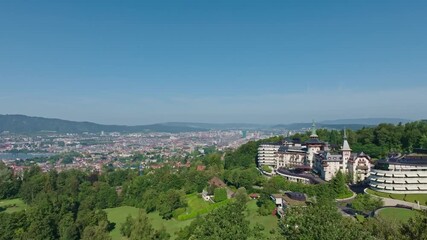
[0,130,280,174]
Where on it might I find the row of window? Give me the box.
[372,174,427,178]
[370,180,427,185]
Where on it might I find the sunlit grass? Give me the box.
[105,206,193,240]
[0,198,27,213]
[377,207,419,222]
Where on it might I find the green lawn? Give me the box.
[246,200,279,238]
[176,193,229,221]
[105,206,193,240]
[178,193,210,219]
[105,194,230,239]
[106,199,280,240]
[336,191,354,200]
[367,188,427,205]
[0,198,27,213]
[377,207,419,222]
[186,193,210,210]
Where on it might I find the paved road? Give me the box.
[349,184,369,194]
[364,188,427,210]
[338,205,358,218]
[378,197,426,210]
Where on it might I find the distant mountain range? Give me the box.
[0,114,413,134]
[0,115,208,133]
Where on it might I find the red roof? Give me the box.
[196,165,206,171]
[208,177,226,188]
[249,193,260,198]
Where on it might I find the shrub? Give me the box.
[355,214,365,223]
[214,188,227,202]
[261,165,272,173]
[351,194,383,213]
[173,207,186,219]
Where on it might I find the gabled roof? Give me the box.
[208,177,226,188]
[196,165,206,171]
[357,152,371,159]
[305,138,324,145]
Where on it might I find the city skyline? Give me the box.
[1,1,426,124]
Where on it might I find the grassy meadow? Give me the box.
[0,198,27,213]
[105,206,193,240]
[105,197,279,239]
[377,207,419,222]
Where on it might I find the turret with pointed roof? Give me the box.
[342,128,351,151]
[310,120,318,139]
[305,120,324,168]
[305,120,323,145]
[341,128,352,173]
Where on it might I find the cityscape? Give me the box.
[0,128,274,173]
[1,1,427,240]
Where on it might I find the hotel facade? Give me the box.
[369,149,427,194]
[257,123,372,184]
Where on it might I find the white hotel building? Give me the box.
[257,143,281,168]
[369,149,427,194]
[257,123,371,184]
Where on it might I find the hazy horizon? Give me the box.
[1,1,426,124]
[0,113,415,126]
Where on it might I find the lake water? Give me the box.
[0,153,55,160]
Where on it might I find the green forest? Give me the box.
[292,121,427,159]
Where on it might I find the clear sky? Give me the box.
[0,0,426,125]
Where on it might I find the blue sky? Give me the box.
[0,0,426,124]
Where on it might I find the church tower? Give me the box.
[342,128,352,172]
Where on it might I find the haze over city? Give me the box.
[1,0,426,124]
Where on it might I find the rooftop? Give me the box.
[283,193,307,206]
[304,138,324,145]
[285,192,306,201]
[208,176,227,188]
[277,168,325,184]
[378,150,427,166]
[278,145,306,153]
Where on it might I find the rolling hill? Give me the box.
[0,115,207,133]
[0,114,415,134]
